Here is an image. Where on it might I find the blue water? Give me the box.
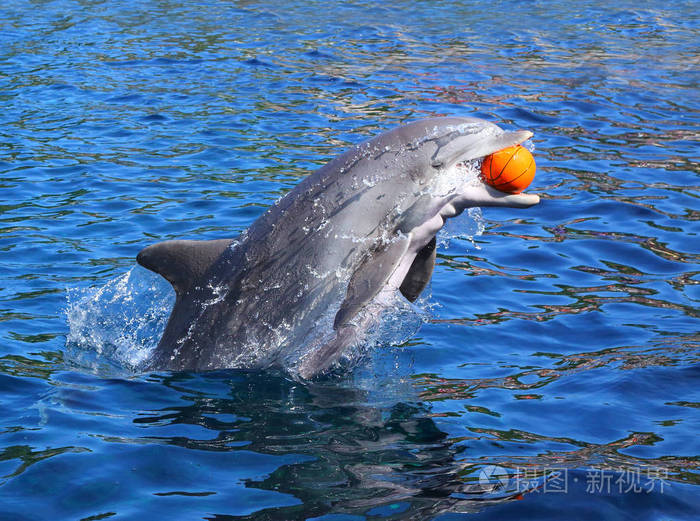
[1,1,698,519]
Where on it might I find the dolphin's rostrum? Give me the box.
[137,117,540,378]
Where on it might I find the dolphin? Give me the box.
[137,117,539,379]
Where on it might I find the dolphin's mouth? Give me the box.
[441,152,536,200]
[436,128,535,170]
[448,134,539,208]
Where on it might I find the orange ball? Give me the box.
[481,145,536,194]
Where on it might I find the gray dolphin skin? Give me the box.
[137,117,540,379]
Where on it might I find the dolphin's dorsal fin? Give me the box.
[137,239,233,295]
[334,236,409,329]
[399,236,436,302]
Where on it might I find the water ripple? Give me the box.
[0,0,698,519]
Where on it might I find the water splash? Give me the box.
[65,267,174,374]
[360,290,429,358]
[297,289,429,378]
[434,159,486,249]
[439,206,485,250]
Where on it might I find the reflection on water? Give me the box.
[4,369,694,520]
[1,354,697,519]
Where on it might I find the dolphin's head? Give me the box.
[380,117,539,235]
[427,117,540,211]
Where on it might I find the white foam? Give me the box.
[438,206,485,250]
[65,267,174,373]
[434,159,486,249]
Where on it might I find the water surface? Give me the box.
[1,1,698,519]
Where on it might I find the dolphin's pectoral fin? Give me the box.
[297,326,357,380]
[136,239,233,295]
[334,236,410,329]
[400,236,436,302]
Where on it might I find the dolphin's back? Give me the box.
[138,125,427,370]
